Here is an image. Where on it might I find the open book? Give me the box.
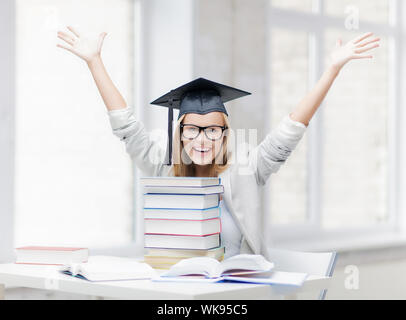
[155,254,308,286]
[160,254,274,279]
[59,256,157,282]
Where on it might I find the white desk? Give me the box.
[0,263,330,300]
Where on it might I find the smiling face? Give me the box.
[181,112,226,166]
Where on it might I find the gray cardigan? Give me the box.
[107,106,307,258]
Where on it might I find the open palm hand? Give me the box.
[329,32,380,71]
[57,26,107,63]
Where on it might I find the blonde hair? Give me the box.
[171,113,231,177]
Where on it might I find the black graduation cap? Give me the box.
[150,77,251,165]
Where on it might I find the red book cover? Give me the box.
[15,246,87,251]
[15,246,89,265]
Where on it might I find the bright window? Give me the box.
[269,28,309,224]
[14,0,137,247]
[268,0,395,240]
[322,28,389,228]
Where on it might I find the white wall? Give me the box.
[193,0,268,136]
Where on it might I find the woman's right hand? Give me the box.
[56,26,107,63]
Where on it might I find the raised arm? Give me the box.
[251,32,381,185]
[56,26,165,175]
[56,26,126,111]
[290,32,380,126]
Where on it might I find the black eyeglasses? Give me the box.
[180,124,228,141]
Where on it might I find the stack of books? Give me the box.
[141,177,225,269]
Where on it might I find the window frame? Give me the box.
[266,0,404,250]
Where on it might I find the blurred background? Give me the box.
[1,0,406,299]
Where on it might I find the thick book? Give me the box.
[144,247,225,270]
[144,255,224,270]
[15,246,88,265]
[143,193,220,210]
[143,206,220,220]
[159,254,274,279]
[144,217,221,236]
[145,246,225,259]
[143,185,224,195]
[144,257,224,270]
[59,256,157,281]
[140,176,221,187]
[144,234,220,250]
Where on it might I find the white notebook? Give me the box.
[59,256,157,282]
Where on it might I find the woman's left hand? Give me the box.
[329,32,380,72]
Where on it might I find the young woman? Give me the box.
[57,26,380,258]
